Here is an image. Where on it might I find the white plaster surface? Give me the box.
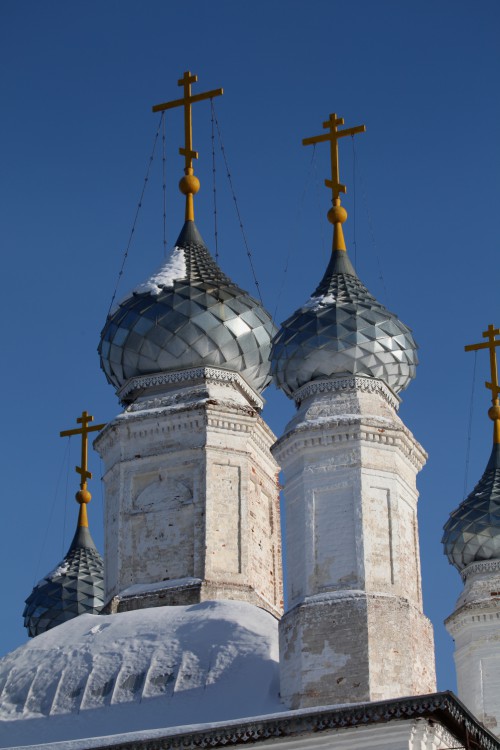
[446,560,500,734]
[94,368,282,618]
[273,377,436,708]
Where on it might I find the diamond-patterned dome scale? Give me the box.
[443,443,500,570]
[23,524,104,638]
[271,248,418,397]
[99,221,276,396]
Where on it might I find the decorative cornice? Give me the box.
[293,376,401,410]
[95,402,278,470]
[461,559,500,582]
[445,603,500,633]
[83,692,499,750]
[118,367,264,410]
[273,420,427,471]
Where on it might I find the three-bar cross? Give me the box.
[60,410,106,491]
[152,71,223,221]
[303,113,366,203]
[465,325,500,404]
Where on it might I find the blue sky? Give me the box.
[1,0,499,693]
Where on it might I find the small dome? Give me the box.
[23,525,104,637]
[271,249,418,398]
[443,443,500,571]
[99,221,276,395]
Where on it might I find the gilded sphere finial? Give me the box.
[327,198,348,226]
[179,174,200,196]
[76,488,92,505]
[488,404,500,422]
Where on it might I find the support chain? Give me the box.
[210,100,219,262]
[211,101,263,305]
[351,135,357,269]
[106,114,164,317]
[464,350,478,498]
[358,158,388,297]
[273,145,318,323]
[162,112,167,257]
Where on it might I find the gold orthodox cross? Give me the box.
[303,113,366,251]
[60,410,106,527]
[303,114,366,201]
[465,325,500,443]
[465,325,500,403]
[152,71,223,221]
[60,410,106,489]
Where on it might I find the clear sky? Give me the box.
[1,0,499,693]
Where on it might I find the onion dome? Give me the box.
[271,247,418,398]
[23,525,104,637]
[271,112,417,399]
[24,410,106,637]
[443,443,500,571]
[99,220,276,395]
[443,327,500,570]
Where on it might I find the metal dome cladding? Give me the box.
[99,222,277,395]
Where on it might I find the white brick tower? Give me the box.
[445,560,500,734]
[94,364,282,617]
[273,377,435,707]
[95,73,282,618]
[270,112,436,708]
[443,325,500,734]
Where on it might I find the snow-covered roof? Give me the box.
[0,600,283,749]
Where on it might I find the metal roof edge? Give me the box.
[81,692,500,750]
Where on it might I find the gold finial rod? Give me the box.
[60,410,106,527]
[152,71,223,222]
[465,325,500,444]
[303,113,366,252]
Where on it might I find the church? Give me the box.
[1,71,499,750]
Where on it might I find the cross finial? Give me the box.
[60,410,106,527]
[152,71,223,222]
[303,113,366,252]
[465,325,500,444]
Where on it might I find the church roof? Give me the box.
[271,247,418,398]
[22,524,104,637]
[443,442,500,570]
[1,600,282,748]
[99,221,276,397]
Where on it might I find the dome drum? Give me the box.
[115,365,265,409]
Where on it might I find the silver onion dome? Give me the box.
[99,221,276,395]
[23,525,104,638]
[443,443,500,571]
[271,248,418,398]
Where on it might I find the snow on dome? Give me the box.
[133,246,186,296]
[110,246,187,314]
[99,221,276,396]
[0,600,283,748]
